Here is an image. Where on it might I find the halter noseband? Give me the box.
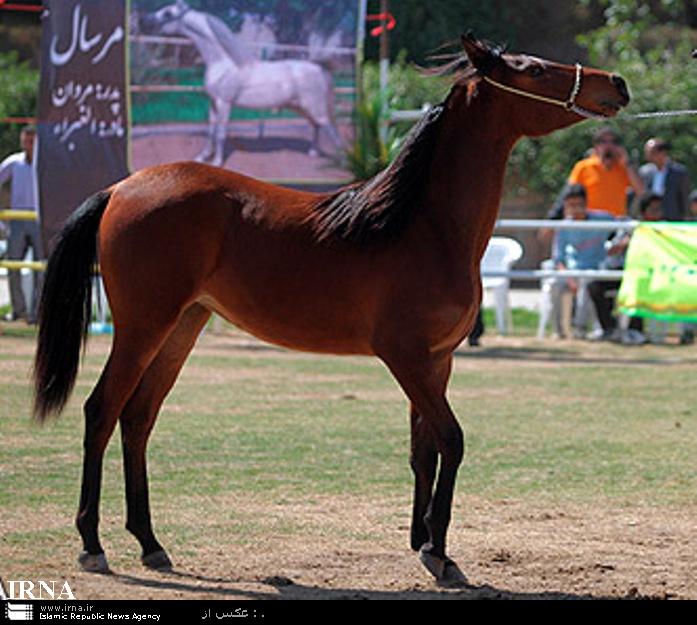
[482,63,607,120]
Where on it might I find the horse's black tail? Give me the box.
[33,190,112,423]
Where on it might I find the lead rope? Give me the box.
[622,109,697,119]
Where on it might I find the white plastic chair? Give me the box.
[481,236,524,335]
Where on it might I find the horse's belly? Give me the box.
[233,66,295,108]
[235,86,292,109]
[207,299,374,356]
[201,264,376,356]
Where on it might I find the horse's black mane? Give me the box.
[308,43,499,245]
[308,103,446,245]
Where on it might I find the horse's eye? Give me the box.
[529,65,545,78]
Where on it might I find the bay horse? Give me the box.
[33,34,629,585]
[140,0,342,165]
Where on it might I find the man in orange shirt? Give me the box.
[568,126,644,217]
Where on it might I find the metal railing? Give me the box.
[489,218,637,281]
[0,210,45,272]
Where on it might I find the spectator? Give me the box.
[0,125,43,324]
[539,127,643,251]
[639,137,691,221]
[637,191,665,222]
[551,184,617,340]
[567,126,644,217]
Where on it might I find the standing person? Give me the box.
[639,137,691,221]
[0,125,43,324]
[567,126,644,217]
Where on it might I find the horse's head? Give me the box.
[459,33,629,137]
[140,0,192,35]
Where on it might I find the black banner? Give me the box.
[37,0,129,252]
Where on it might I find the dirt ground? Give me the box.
[3,493,694,600]
[3,331,697,600]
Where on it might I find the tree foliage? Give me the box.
[0,51,38,161]
[344,57,448,181]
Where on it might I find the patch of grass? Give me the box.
[481,306,540,334]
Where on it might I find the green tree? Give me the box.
[0,51,38,161]
[345,56,448,181]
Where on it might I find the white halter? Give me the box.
[482,63,607,120]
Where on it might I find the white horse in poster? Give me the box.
[142,0,343,166]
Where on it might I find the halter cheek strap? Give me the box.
[482,63,608,120]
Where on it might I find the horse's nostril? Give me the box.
[611,74,630,102]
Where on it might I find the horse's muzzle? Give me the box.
[611,74,630,105]
[139,14,159,32]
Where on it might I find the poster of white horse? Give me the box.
[131,0,362,183]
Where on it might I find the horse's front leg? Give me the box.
[408,354,452,552]
[409,403,438,551]
[382,350,467,587]
[210,99,231,168]
[194,100,218,163]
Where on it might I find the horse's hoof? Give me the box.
[307,148,319,158]
[78,551,110,574]
[419,548,468,588]
[437,561,468,588]
[141,549,172,571]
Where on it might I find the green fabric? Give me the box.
[617,222,697,322]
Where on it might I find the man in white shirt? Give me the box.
[0,126,43,323]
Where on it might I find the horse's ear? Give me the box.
[460,32,498,75]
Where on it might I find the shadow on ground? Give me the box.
[455,343,697,367]
[111,568,663,601]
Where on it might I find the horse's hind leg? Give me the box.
[119,303,211,570]
[76,315,184,573]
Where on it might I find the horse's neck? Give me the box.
[424,88,520,262]
[181,12,238,68]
